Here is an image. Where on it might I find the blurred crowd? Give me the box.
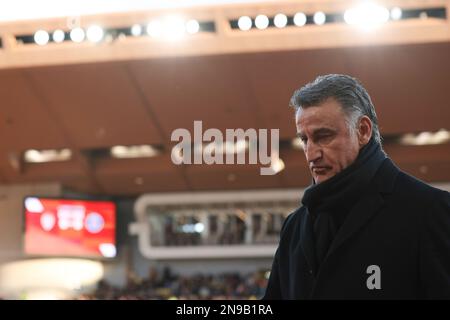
[78,267,269,300]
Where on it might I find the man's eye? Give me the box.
[317,134,333,142]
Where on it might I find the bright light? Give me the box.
[181,223,203,233]
[274,13,288,28]
[313,11,326,25]
[238,16,252,31]
[344,3,389,31]
[147,20,162,38]
[25,197,44,213]
[86,25,104,43]
[391,7,402,20]
[52,29,65,43]
[34,30,49,46]
[270,158,285,174]
[70,27,85,43]
[401,129,450,145]
[344,9,356,24]
[255,14,269,30]
[186,19,200,34]
[24,148,72,163]
[0,259,104,297]
[201,139,248,157]
[433,129,450,143]
[291,137,304,150]
[99,243,117,258]
[415,132,434,145]
[294,12,307,27]
[223,139,248,154]
[161,16,186,41]
[131,24,142,36]
[111,145,160,158]
[194,223,205,233]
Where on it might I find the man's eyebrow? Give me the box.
[296,128,336,138]
[312,128,336,135]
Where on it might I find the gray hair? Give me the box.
[290,74,382,146]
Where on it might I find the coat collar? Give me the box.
[309,158,400,297]
[300,158,400,279]
[327,158,399,258]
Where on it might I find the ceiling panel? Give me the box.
[96,172,188,195]
[128,55,261,142]
[94,155,189,195]
[25,62,163,149]
[0,69,69,151]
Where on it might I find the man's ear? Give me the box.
[357,116,373,146]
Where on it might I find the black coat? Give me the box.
[264,159,450,299]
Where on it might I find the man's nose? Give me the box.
[305,141,322,164]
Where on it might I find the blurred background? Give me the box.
[0,0,449,299]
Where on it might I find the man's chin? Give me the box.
[314,174,333,184]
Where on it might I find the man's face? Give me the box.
[295,98,360,184]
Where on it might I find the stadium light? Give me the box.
[34,30,49,45]
[313,11,326,25]
[24,148,72,163]
[147,20,163,38]
[344,2,389,31]
[162,16,186,41]
[52,29,65,43]
[400,129,450,145]
[70,27,85,42]
[293,12,307,27]
[390,7,402,20]
[274,13,288,28]
[186,19,200,34]
[110,145,160,158]
[255,14,269,30]
[86,25,104,43]
[238,16,252,31]
[131,24,142,36]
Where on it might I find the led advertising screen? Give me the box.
[24,197,116,258]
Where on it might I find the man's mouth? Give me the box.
[311,166,331,175]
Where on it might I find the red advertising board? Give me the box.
[24,197,116,258]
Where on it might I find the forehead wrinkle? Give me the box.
[296,109,345,134]
[297,115,339,134]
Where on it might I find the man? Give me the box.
[264,74,450,299]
